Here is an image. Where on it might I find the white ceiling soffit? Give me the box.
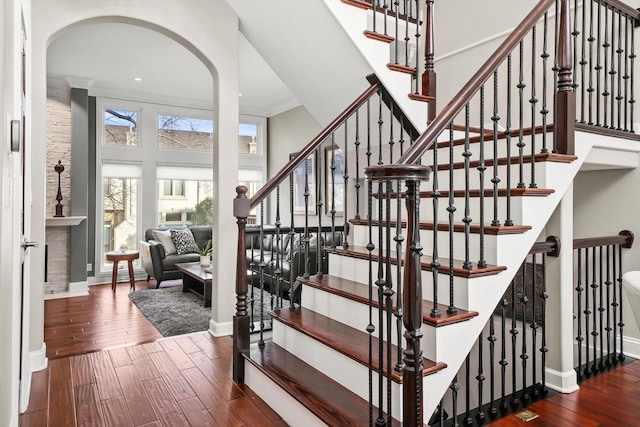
[46,22,299,117]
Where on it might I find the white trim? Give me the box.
[68,280,89,293]
[29,343,48,372]
[208,319,232,337]
[44,289,89,300]
[545,366,580,394]
[622,336,640,360]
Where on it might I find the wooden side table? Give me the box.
[106,250,140,292]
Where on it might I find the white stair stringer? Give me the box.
[323,0,429,133]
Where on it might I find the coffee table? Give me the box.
[176,262,212,307]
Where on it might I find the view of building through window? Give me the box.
[102,175,139,268]
[157,114,213,151]
[157,178,213,226]
[239,123,257,154]
[104,109,138,146]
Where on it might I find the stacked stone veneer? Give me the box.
[45,84,72,294]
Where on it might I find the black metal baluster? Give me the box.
[431,107,441,316]
[499,297,509,412]
[629,14,636,133]
[579,3,587,124]
[488,313,497,418]
[384,178,394,427]
[375,177,385,427]
[623,16,630,131]
[259,201,266,345]
[542,12,551,150]
[552,0,560,153]
[520,261,529,403]
[587,0,595,125]
[505,54,514,226]
[591,246,598,374]
[603,4,610,127]
[367,178,375,426]
[611,10,618,129]
[598,245,605,371]
[451,375,460,427]
[393,0,399,66]
[355,109,362,220]
[274,187,282,310]
[612,244,619,364]
[584,246,591,378]
[616,12,623,130]
[448,122,457,314]
[478,86,487,268]
[289,172,296,308]
[382,0,389,38]
[404,0,411,68]
[618,241,625,360]
[317,145,324,279]
[576,248,584,382]
[330,134,336,250]
[378,90,383,167]
[605,244,612,367]
[343,123,350,248]
[529,27,538,189]
[491,71,501,227]
[572,0,580,103]
[372,0,378,34]
[367,99,372,167]
[531,253,539,398]
[389,103,395,163]
[462,105,472,270]
[517,40,526,189]
[540,251,548,395]
[394,175,404,372]
[414,0,421,95]
[510,276,519,408]
[596,0,602,126]
[476,331,486,423]
[303,151,311,280]
[463,354,473,425]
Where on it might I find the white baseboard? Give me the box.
[44,289,89,300]
[622,336,640,359]
[545,366,579,394]
[21,344,48,413]
[209,319,232,337]
[68,281,89,293]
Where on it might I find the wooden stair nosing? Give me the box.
[363,30,394,43]
[269,307,446,383]
[246,341,402,427]
[436,124,555,149]
[349,219,532,235]
[437,152,578,171]
[326,246,507,278]
[408,93,434,102]
[299,274,479,327]
[387,62,416,75]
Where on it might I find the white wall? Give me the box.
[29,0,240,360]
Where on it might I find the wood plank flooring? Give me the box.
[24,279,640,426]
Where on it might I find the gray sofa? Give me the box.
[140,225,211,288]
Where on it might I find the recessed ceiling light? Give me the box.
[134,77,142,82]
[238,93,243,96]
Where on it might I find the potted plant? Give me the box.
[193,240,212,267]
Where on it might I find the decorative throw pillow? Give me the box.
[170,228,197,255]
[152,229,177,255]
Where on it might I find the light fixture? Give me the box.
[238,93,243,97]
[134,77,142,82]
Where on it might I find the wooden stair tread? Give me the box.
[299,274,478,327]
[270,307,445,382]
[349,219,532,235]
[437,152,578,171]
[326,246,507,278]
[364,30,394,43]
[246,341,401,427]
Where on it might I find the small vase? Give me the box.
[200,255,210,267]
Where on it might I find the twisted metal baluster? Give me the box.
[447,122,457,314]
[476,331,486,423]
[602,4,610,127]
[499,297,509,412]
[576,248,584,382]
[491,71,501,227]
[587,0,595,125]
[431,107,441,316]
[520,260,529,403]
[530,27,538,189]
[517,40,526,188]
[584,247,591,378]
[510,275,520,408]
[463,354,473,425]
[596,0,602,126]
[355,110,362,220]
[488,313,497,418]
[605,244,612,366]
[531,253,539,398]
[505,54,514,226]
[579,3,587,124]
[462,105,472,270]
[542,11,551,151]
[366,178,375,425]
[478,86,487,268]
[616,13,623,130]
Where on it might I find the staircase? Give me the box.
[231,0,640,425]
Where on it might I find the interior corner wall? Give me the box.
[267,105,322,224]
[573,168,640,341]
[88,96,96,278]
[69,87,88,284]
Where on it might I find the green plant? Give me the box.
[193,240,212,256]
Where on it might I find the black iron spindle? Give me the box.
[462,105,472,270]
[616,12,623,130]
[540,251,548,395]
[367,178,375,426]
[355,110,362,220]
[603,4,610,127]
[517,40,526,189]
[612,244,619,363]
[617,240,625,360]
[317,145,324,279]
[596,0,602,126]
[591,246,598,374]
[542,12,551,151]
[580,3,587,124]
[414,0,421,95]
[343,123,349,247]
[488,314,498,418]
[623,16,630,131]
[499,297,509,412]
[584,246,591,378]
[520,261,529,403]
[629,13,635,133]
[431,110,441,316]
[510,275,519,409]
[531,253,539,398]
[491,71,501,227]
[505,54,514,227]
[394,175,404,371]
[598,245,605,371]
[605,244,612,366]
[385,178,394,426]
[476,331,486,423]
[464,354,473,425]
[587,0,595,125]
[448,122,457,314]
[610,9,618,129]
[451,375,460,427]
[478,86,487,268]
[576,248,584,382]
[375,178,385,427]
[529,26,538,189]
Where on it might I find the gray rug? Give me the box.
[128,286,210,337]
[128,284,289,337]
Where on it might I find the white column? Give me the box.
[543,182,579,393]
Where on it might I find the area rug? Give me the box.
[128,285,290,337]
[128,286,210,337]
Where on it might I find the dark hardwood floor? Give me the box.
[23,279,640,426]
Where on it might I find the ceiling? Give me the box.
[47,22,300,117]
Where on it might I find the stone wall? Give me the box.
[45,84,72,293]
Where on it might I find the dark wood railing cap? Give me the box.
[234,185,251,218]
[364,164,431,182]
[573,230,634,249]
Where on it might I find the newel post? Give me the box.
[556,0,575,155]
[423,0,437,123]
[365,164,430,427]
[233,185,250,383]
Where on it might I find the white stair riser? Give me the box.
[352,224,501,266]
[244,362,327,427]
[328,252,471,310]
[301,285,438,361]
[272,319,406,420]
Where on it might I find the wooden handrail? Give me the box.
[250,74,419,210]
[600,0,640,19]
[396,0,557,165]
[574,230,634,250]
[530,235,561,256]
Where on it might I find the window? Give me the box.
[101,164,140,269]
[104,109,138,146]
[157,166,213,226]
[239,123,258,154]
[157,114,213,151]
